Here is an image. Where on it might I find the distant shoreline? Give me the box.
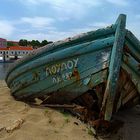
[0,60,15,63]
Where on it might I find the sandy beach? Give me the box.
[0,80,140,140]
[0,80,94,140]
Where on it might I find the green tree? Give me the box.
[27,41,31,46]
[7,41,17,47]
[41,40,53,46]
[35,40,41,47]
[18,39,53,49]
[19,39,28,46]
[30,40,36,48]
[41,40,48,46]
[47,41,53,44]
[30,40,41,49]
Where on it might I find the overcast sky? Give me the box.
[0,0,140,41]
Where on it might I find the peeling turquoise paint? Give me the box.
[5,14,140,122]
[102,14,126,121]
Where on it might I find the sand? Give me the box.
[0,80,94,140]
[0,80,140,140]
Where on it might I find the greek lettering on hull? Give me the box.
[46,58,79,83]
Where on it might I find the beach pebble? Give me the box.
[6,118,25,133]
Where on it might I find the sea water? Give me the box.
[0,62,15,79]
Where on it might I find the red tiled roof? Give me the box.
[0,46,33,51]
[0,47,8,50]
[9,46,33,50]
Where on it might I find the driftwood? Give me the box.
[30,103,77,109]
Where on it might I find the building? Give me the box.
[0,46,33,61]
[0,38,7,48]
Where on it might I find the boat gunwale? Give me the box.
[5,24,117,82]
[6,37,114,86]
[126,29,140,52]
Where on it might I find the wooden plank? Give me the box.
[7,37,114,86]
[122,62,140,94]
[122,88,137,105]
[101,14,126,121]
[6,25,117,82]
[126,30,140,52]
[30,103,77,109]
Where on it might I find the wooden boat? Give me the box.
[5,14,140,121]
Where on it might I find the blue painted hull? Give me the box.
[5,14,140,121]
[6,38,113,100]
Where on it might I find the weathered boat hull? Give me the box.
[5,14,140,121]
[7,39,112,100]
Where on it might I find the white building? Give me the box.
[0,46,33,61]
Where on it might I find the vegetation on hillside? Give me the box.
[18,39,53,49]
